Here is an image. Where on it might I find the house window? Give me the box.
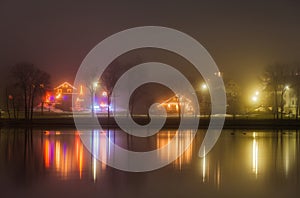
[58,89,62,93]
[67,89,72,93]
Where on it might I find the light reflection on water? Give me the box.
[0,129,299,197]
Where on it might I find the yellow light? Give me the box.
[80,85,83,95]
[252,139,258,175]
[252,96,258,102]
[201,84,207,90]
[255,91,259,96]
[56,93,61,99]
[285,85,289,90]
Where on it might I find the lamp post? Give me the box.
[91,82,98,117]
[200,83,208,117]
[247,90,260,118]
[280,85,289,119]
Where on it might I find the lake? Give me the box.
[0,128,299,198]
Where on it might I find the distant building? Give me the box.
[53,82,84,111]
[159,95,195,115]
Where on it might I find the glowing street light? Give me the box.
[93,82,98,88]
[285,85,289,90]
[91,81,99,117]
[201,83,207,90]
[252,96,258,102]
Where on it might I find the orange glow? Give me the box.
[55,141,61,170]
[45,92,51,102]
[156,131,194,170]
[43,131,86,180]
[44,139,50,168]
[80,85,83,95]
[56,93,61,99]
[75,135,84,179]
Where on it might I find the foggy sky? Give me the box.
[0,0,300,103]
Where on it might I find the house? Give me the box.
[53,82,84,111]
[159,95,195,115]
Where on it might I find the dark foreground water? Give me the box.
[0,128,299,198]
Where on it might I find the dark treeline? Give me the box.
[1,61,300,121]
[5,62,51,120]
[261,63,300,119]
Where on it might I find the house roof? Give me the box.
[54,82,77,90]
[160,94,192,105]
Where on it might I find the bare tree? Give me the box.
[225,80,241,119]
[11,63,51,120]
[100,64,120,123]
[289,63,300,119]
[261,64,287,119]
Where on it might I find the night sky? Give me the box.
[0,0,300,105]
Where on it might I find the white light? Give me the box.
[94,82,98,88]
[252,96,258,102]
[255,91,259,96]
[285,85,289,90]
[202,84,207,90]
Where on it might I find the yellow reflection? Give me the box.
[252,138,258,176]
[92,130,99,182]
[216,162,221,189]
[90,130,109,182]
[156,130,194,170]
[282,133,297,177]
[202,147,206,182]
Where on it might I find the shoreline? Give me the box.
[1,117,300,130]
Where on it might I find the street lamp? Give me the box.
[201,83,207,90]
[200,83,209,117]
[91,81,99,117]
[280,85,290,119]
[248,90,260,117]
[252,96,258,102]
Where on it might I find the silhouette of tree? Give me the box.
[225,80,241,119]
[11,62,51,120]
[261,63,291,119]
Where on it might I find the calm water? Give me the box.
[0,128,299,198]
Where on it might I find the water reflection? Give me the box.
[0,128,299,197]
[252,132,258,176]
[42,131,86,180]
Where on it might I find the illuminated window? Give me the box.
[58,89,62,93]
[67,89,72,93]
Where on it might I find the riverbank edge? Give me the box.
[1,117,300,130]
